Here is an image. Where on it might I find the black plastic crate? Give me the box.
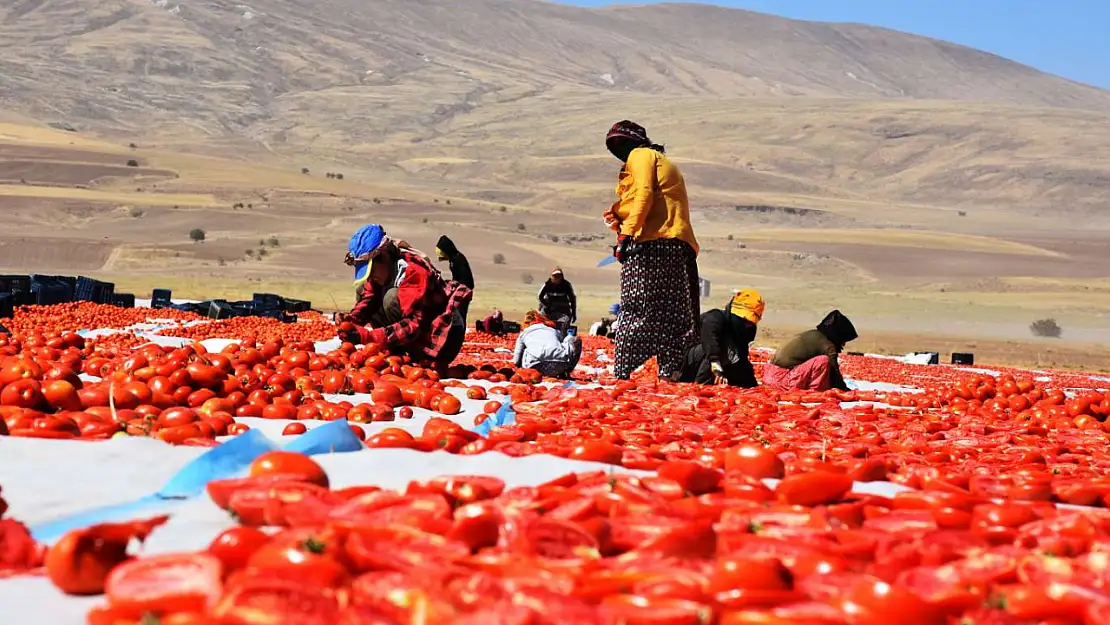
[97,281,115,305]
[0,293,13,319]
[283,298,311,313]
[113,293,136,308]
[151,289,173,309]
[35,284,72,305]
[951,352,975,366]
[252,293,284,309]
[75,276,100,301]
[0,275,31,294]
[208,300,238,319]
[30,275,74,304]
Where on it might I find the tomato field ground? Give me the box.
[2,301,1110,624]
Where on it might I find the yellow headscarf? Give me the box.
[729,289,765,325]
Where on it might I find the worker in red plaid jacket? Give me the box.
[336,224,472,369]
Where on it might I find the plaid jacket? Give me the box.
[347,249,472,359]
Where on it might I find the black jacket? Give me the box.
[816,309,857,391]
[679,309,758,387]
[436,236,474,290]
[538,279,576,322]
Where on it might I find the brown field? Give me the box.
[0,119,1108,372]
[0,0,1108,371]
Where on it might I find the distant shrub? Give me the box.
[126,159,139,167]
[493,253,506,265]
[257,248,268,257]
[129,208,144,218]
[521,272,534,285]
[268,237,280,247]
[189,228,206,242]
[445,200,452,206]
[128,143,137,149]
[301,167,310,175]
[727,234,734,240]
[1030,318,1062,338]
[335,173,344,180]
[245,249,255,257]
[499,206,508,213]
[517,223,526,231]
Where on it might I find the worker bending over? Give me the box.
[763,310,857,392]
[513,310,582,379]
[677,289,763,387]
[337,224,472,369]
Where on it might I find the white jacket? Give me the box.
[513,323,577,369]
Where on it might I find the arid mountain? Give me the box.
[2,0,1109,135]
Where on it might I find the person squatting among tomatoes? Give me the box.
[603,120,701,382]
[675,289,764,388]
[764,309,858,392]
[512,310,583,380]
[336,224,473,371]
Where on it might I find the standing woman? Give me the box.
[603,120,700,380]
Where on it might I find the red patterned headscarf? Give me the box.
[606,120,665,154]
[606,120,651,147]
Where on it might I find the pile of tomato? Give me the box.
[30,449,1110,625]
[156,314,339,344]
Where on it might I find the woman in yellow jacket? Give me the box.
[603,120,701,380]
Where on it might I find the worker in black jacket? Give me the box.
[436,235,474,322]
[538,268,576,326]
[676,289,764,387]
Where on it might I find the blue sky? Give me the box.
[559,1,1110,90]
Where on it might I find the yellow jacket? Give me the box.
[611,147,699,255]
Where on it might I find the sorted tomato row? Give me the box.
[38,451,1110,625]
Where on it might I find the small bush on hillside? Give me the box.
[189,228,206,243]
[130,208,144,218]
[126,159,139,167]
[268,237,280,247]
[493,253,506,265]
[517,223,526,231]
[301,168,310,175]
[335,173,344,180]
[129,143,137,149]
[1030,318,1062,338]
[521,272,534,285]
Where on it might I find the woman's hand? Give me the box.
[602,205,620,232]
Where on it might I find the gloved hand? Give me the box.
[337,321,376,345]
[613,234,633,263]
[710,361,727,386]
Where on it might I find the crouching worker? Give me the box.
[677,289,764,387]
[513,310,582,379]
[763,310,857,392]
[337,224,472,369]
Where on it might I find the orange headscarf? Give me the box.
[523,310,555,328]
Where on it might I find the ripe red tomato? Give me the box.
[282,422,308,436]
[725,444,785,479]
[249,451,330,488]
[207,527,271,572]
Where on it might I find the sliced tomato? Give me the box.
[210,576,343,625]
[105,553,223,617]
[599,594,714,625]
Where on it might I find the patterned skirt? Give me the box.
[613,238,700,379]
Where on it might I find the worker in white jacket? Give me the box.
[513,310,582,379]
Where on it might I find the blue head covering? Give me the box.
[609,303,621,316]
[347,224,388,285]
